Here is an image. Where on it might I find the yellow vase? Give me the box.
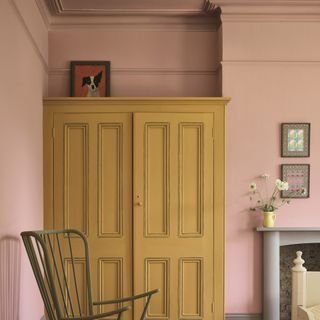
[263,211,276,228]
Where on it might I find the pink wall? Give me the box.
[48,23,221,96]
[0,0,47,319]
[10,1,320,317]
[222,15,320,314]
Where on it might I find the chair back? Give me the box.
[21,229,93,320]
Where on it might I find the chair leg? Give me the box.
[140,295,152,320]
[117,310,124,320]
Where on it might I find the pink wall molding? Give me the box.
[49,67,220,76]
[40,0,216,16]
[216,0,320,21]
[48,0,207,15]
[35,0,219,30]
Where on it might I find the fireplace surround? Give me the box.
[257,227,320,320]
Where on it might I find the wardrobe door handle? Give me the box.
[136,202,143,207]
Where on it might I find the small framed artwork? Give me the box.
[281,164,310,198]
[281,123,310,157]
[70,61,110,97]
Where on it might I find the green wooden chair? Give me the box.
[21,229,159,320]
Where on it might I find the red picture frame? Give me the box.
[70,61,110,97]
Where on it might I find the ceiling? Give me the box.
[45,0,217,16]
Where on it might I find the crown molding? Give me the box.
[35,0,220,30]
[216,0,320,22]
[49,0,214,16]
[52,8,206,16]
[48,15,219,31]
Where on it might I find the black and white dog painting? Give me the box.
[82,71,103,97]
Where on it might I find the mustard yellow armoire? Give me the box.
[43,97,229,320]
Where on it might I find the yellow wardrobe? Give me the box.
[43,97,229,320]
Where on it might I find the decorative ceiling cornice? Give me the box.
[46,0,217,16]
[34,0,320,27]
[215,0,320,21]
[35,0,220,30]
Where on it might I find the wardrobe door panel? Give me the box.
[53,113,132,320]
[134,113,214,320]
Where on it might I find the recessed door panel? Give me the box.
[145,258,170,318]
[145,124,170,237]
[179,124,204,237]
[98,257,123,315]
[98,124,123,237]
[179,258,203,319]
[63,124,89,234]
[65,258,87,316]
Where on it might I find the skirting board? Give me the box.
[40,313,261,320]
[225,314,262,320]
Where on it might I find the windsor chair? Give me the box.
[21,229,159,320]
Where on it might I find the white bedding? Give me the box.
[307,304,320,320]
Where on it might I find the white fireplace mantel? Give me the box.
[257,227,320,320]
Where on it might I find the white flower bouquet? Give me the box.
[249,173,304,212]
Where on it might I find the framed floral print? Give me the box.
[281,123,310,157]
[281,164,310,198]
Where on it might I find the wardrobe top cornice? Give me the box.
[43,97,230,113]
[44,97,230,103]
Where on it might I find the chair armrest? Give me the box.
[61,306,129,320]
[93,288,160,305]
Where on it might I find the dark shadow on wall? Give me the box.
[0,236,21,320]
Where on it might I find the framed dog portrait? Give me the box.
[281,123,310,157]
[281,164,310,198]
[70,61,110,97]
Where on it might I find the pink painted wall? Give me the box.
[0,0,47,319]
[48,25,221,96]
[14,2,320,317]
[222,19,320,313]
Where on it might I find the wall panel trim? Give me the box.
[218,1,320,22]
[49,67,220,77]
[222,60,320,66]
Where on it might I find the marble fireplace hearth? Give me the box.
[257,227,320,320]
